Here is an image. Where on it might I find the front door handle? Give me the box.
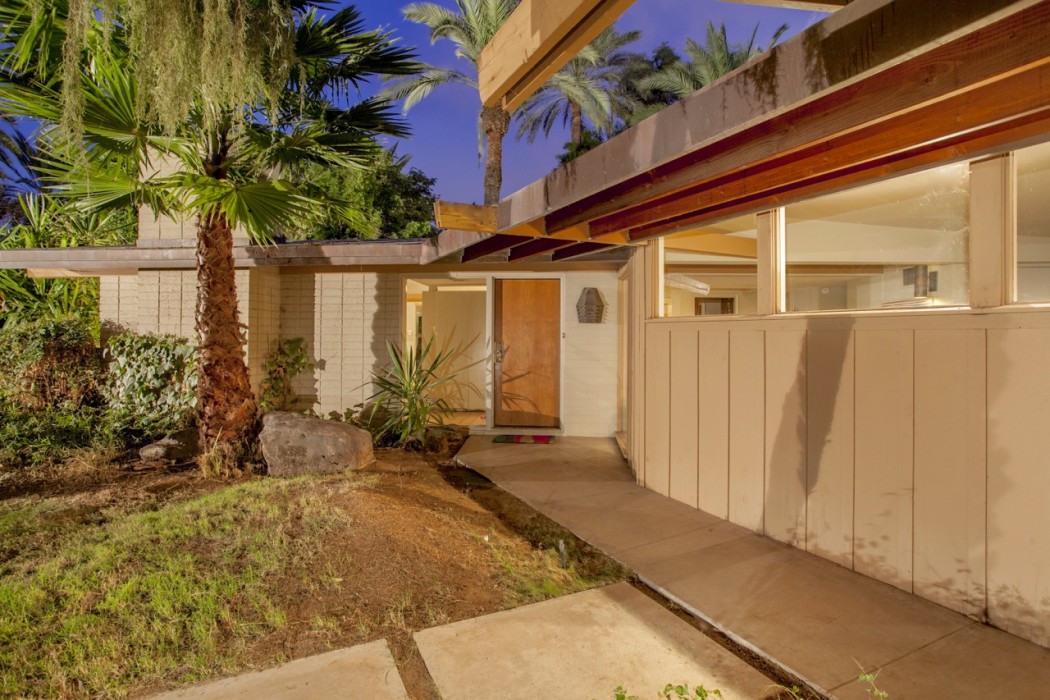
[495,343,504,363]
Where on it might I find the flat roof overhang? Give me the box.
[0,225,629,277]
[492,0,1050,244]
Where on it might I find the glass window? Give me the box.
[784,163,970,312]
[1016,140,1050,302]
[660,213,758,317]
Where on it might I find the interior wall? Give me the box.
[634,309,1050,648]
[421,289,486,411]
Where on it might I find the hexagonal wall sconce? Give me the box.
[576,287,606,323]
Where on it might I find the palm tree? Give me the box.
[638,20,788,100]
[382,0,516,206]
[1,1,418,463]
[515,27,641,147]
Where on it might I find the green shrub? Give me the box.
[258,337,314,412]
[0,403,110,468]
[104,332,198,443]
[0,318,102,410]
[365,336,455,449]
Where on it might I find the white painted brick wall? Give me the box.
[561,271,619,437]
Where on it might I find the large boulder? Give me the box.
[259,412,375,477]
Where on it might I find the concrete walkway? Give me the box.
[455,436,1050,699]
[150,641,408,699]
[415,582,775,699]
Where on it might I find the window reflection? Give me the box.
[1016,140,1050,302]
[661,214,758,317]
[784,164,970,312]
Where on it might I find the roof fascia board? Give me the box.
[497,0,1038,233]
[721,0,847,11]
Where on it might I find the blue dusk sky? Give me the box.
[350,0,828,204]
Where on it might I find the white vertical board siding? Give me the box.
[562,271,619,437]
[805,329,855,568]
[913,329,986,617]
[644,328,671,496]
[764,330,807,548]
[728,330,765,532]
[697,330,730,519]
[987,328,1050,647]
[854,329,914,592]
[638,310,1050,648]
[669,330,699,507]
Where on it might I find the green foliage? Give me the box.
[366,336,456,449]
[0,403,109,468]
[0,195,136,330]
[288,149,437,240]
[103,332,198,443]
[0,318,111,467]
[0,478,351,697]
[558,128,606,164]
[613,683,722,700]
[0,317,102,410]
[259,337,314,412]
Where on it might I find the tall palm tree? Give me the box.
[516,27,640,147]
[1,1,418,463]
[382,0,516,206]
[638,20,788,100]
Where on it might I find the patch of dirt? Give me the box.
[437,461,632,582]
[1,444,627,700]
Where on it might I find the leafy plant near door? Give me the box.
[259,337,314,413]
[366,336,456,449]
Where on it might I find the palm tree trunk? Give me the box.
[195,209,257,455]
[481,105,510,206]
[570,102,583,145]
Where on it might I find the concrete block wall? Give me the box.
[137,209,195,243]
[99,275,140,340]
[128,270,198,340]
[246,268,281,395]
[562,271,619,437]
[279,271,401,416]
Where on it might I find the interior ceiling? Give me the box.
[406,278,486,292]
[786,162,970,230]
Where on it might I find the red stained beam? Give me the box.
[551,242,609,261]
[507,237,575,261]
[460,235,530,262]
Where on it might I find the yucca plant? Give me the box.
[367,335,457,449]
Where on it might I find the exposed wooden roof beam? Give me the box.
[551,241,609,261]
[434,201,497,233]
[478,0,635,111]
[459,234,532,263]
[508,238,574,261]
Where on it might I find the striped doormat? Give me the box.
[492,435,556,444]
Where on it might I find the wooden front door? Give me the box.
[493,279,560,428]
